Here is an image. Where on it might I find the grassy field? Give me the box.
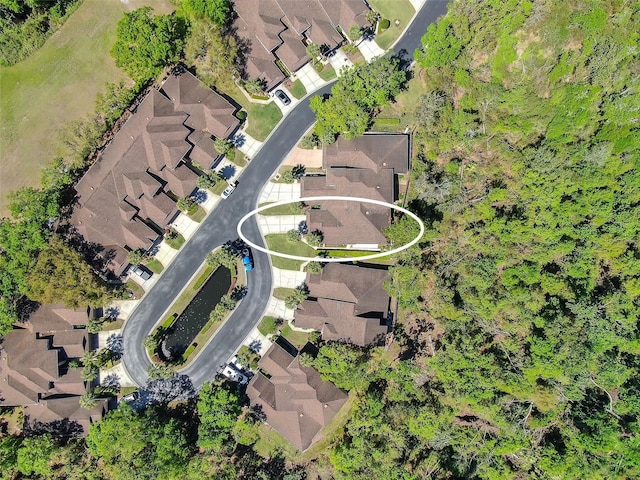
[0,0,174,215]
[369,0,416,50]
[265,234,317,271]
[319,65,337,81]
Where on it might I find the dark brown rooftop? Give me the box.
[246,343,348,450]
[295,263,390,346]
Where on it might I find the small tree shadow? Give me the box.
[219,164,237,180]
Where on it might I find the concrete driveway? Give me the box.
[258,214,307,235]
[259,182,301,204]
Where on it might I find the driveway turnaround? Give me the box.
[121,0,450,389]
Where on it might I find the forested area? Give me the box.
[378,0,639,477]
[0,0,82,65]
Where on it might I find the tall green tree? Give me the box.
[111,7,187,84]
[27,235,108,308]
[197,382,242,452]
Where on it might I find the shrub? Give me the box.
[287,229,301,242]
[306,230,323,247]
[380,18,390,30]
[281,170,295,183]
[300,133,320,149]
[305,261,323,274]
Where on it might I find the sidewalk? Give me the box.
[232,130,262,160]
[272,267,307,288]
[328,49,354,76]
[264,297,295,320]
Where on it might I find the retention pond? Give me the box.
[161,266,232,359]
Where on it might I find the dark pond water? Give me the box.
[162,266,231,358]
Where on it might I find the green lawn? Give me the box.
[258,202,304,215]
[165,232,185,250]
[368,0,416,50]
[273,287,296,300]
[229,84,282,141]
[143,258,164,274]
[189,205,207,223]
[319,65,337,81]
[124,280,145,299]
[257,316,280,336]
[265,234,317,271]
[290,79,307,99]
[280,325,310,349]
[0,0,174,216]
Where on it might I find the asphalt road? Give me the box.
[121,0,449,389]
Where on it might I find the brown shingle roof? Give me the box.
[247,343,348,450]
[323,134,410,174]
[307,200,389,246]
[1,305,105,434]
[72,73,229,273]
[24,397,108,436]
[232,0,369,88]
[161,71,239,141]
[295,263,389,346]
[320,0,370,30]
[275,31,310,72]
[300,134,409,247]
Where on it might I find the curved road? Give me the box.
[121,0,449,388]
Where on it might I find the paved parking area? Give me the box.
[214,158,245,183]
[270,85,298,114]
[329,49,354,76]
[259,182,301,203]
[272,267,307,288]
[358,37,385,62]
[283,146,323,167]
[296,63,326,92]
[264,297,295,320]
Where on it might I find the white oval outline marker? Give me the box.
[237,196,425,263]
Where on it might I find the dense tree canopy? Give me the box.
[375,0,640,477]
[310,54,407,141]
[178,0,231,26]
[27,235,108,307]
[110,7,187,85]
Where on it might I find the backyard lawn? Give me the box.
[265,234,317,271]
[0,0,174,216]
[368,0,416,50]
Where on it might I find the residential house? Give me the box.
[0,304,109,435]
[295,263,390,346]
[71,71,239,276]
[246,342,348,450]
[300,133,409,248]
[233,0,370,90]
